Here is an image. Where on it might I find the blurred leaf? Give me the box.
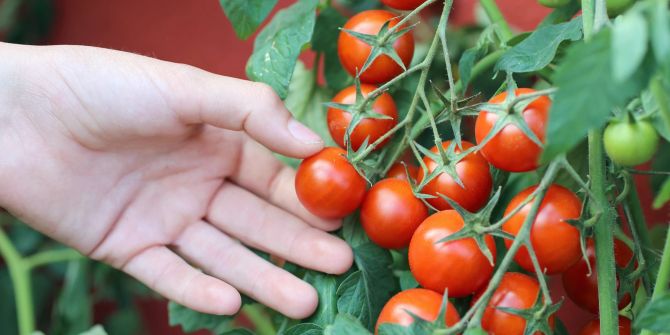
[611,11,648,82]
[323,314,371,335]
[219,0,278,40]
[78,325,107,335]
[283,323,324,335]
[635,294,670,332]
[168,302,235,334]
[246,0,318,99]
[459,45,488,90]
[305,272,338,326]
[495,18,582,73]
[653,177,670,209]
[552,140,588,192]
[0,269,18,335]
[103,307,143,335]
[51,260,93,335]
[312,7,351,91]
[650,0,670,62]
[397,271,418,290]
[542,29,655,161]
[8,221,43,255]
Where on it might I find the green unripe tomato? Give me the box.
[607,0,634,16]
[604,120,659,167]
[538,0,571,8]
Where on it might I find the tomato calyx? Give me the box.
[411,140,472,191]
[495,290,561,335]
[341,18,417,75]
[431,82,482,150]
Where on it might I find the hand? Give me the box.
[0,43,353,318]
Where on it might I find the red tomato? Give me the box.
[361,178,428,249]
[416,140,493,212]
[295,147,366,219]
[386,162,419,181]
[475,272,554,335]
[338,10,415,84]
[408,210,496,297]
[579,317,632,335]
[327,84,398,151]
[381,0,427,10]
[375,288,460,335]
[502,184,582,274]
[475,88,551,172]
[562,238,635,313]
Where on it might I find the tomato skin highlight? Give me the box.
[408,210,496,297]
[562,238,635,313]
[386,162,419,182]
[578,316,632,335]
[603,120,659,167]
[338,10,415,84]
[417,140,493,212]
[361,178,428,249]
[380,0,427,10]
[475,272,554,335]
[327,84,398,151]
[503,184,582,275]
[375,288,460,335]
[475,88,551,172]
[295,147,367,219]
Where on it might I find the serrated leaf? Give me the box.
[168,302,234,334]
[246,0,318,99]
[651,0,670,62]
[495,17,582,73]
[305,272,338,326]
[611,11,648,82]
[312,7,351,90]
[283,323,324,335]
[324,314,372,335]
[219,0,278,40]
[542,29,655,161]
[635,294,670,332]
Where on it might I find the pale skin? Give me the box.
[0,42,354,319]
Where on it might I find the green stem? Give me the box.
[641,227,670,335]
[241,304,275,335]
[0,228,35,335]
[625,182,657,289]
[588,129,619,335]
[581,0,595,40]
[650,75,670,132]
[479,0,514,42]
[24,248,82,269]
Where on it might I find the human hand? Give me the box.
[0,43,353,318]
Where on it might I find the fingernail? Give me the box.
[288,118,322,144]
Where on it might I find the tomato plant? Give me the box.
[375,288,460,334]
[361,178,428,249]
[604,119,659,167]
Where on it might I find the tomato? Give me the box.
[327,84,398,151]
[361,178,428,249]
[607,0,634,16]
[604,120,659,167]
[338,10,415,84]
[537,0,571,8]
[502,184,582,274]
[386,162,419,181]
[376,288,460,334]
[475,88,551,172]
[295,147,367,219]
[475,272,554,335]
[408,210,496,297]
[381,0,426,10]
[579,316,632,335]
[417,141,492,212]
[562,238,635,314]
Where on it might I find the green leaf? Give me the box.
[219,0,278,40]
[78,325,108,335]
[305,272,338,327]
[246,0,318,99]
[283,323,324,335]
[398,270,419,290]
[463,327,488,335]
[542,29,655,161]
[651,0,670,62]
[51,260,93,335]
[635,294,670,332]
[324,314,372,335]
[653,177,670,209]
[611,11,648,82]
[337,243,397,330]
[312,7,351,90]
[168,302,235,334]
[495,17,582,73]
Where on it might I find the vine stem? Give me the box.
[478,0,514,42]
[0,228,34,335]
[641,227,670,335]
[624,174,657,290]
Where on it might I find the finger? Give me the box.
[230,138,341,231]
[173,221,319,319]
[208,183,353,275]
[122,246,241,315]
[163,65,323,158]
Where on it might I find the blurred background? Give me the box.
[0,0,667,334]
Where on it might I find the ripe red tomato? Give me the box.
[562,238,635,313]
[408,210,496,297]
[579,316,632,335]
[386,162,419,181]
[416,141,493,212]
[338,10,415,84]
[295,147,367,219]
[375,288,460,335]
[502,184,582,274]
[327,84,398,151]
[381,0,426,10]
[475,88,551,172]
[361,178,428,249]
[475,272,554,335]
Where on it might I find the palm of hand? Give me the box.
[0,44,352,318]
